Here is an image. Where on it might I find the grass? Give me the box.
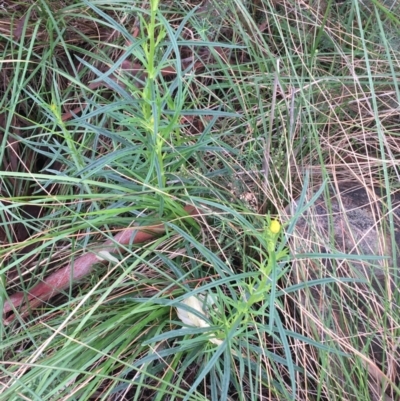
[0,0,400,400]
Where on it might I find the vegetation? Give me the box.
[0,0,399,400]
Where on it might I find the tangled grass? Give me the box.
[0,0,399,400]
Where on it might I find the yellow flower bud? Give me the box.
[270,220,281,234]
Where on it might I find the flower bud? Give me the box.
[270,220,281,234]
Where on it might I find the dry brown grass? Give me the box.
[1,1,400,400]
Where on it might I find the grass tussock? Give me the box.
[0,0,399,400]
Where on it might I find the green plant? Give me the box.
[1,0,399,400]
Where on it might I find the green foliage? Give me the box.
[1,0,399,400]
